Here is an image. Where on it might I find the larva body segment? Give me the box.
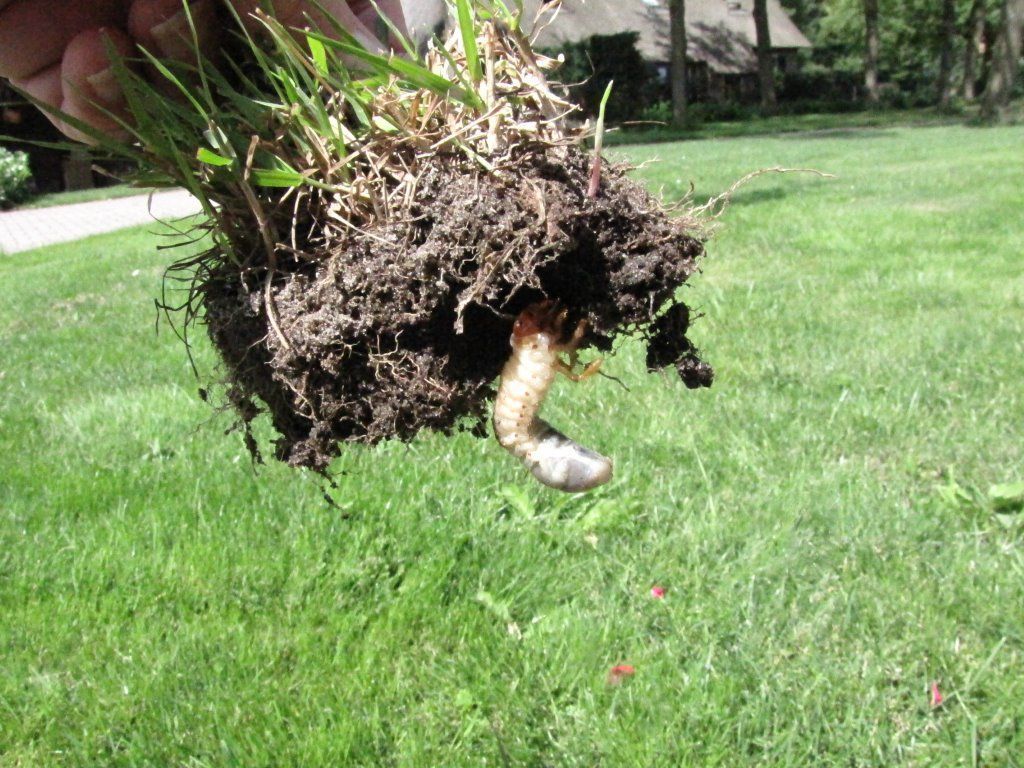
[493,302,613,492]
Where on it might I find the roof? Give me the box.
[523,0,812,75]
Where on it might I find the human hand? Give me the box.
[0,0,408,142]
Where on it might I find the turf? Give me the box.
[604,99,1024,146]
[605,104,970,145]
[1,123,1022,766]
[17,184,150,210]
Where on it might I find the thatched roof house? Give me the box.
[523,0,812,100]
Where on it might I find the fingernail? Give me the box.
[152,1,215,61]
[87,67,122,104]
[150,7,192,59]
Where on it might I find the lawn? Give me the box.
[16,184,149,210]
[1,124,1022,766]
[604,104,970,145]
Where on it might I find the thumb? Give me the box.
[58,27,135,144]
[230,0,400,52]
[128,0,219,64]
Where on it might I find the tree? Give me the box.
[936,0,957,107]
[982,0,1024,119]
[668,0,688,126]
[863,0,880,104]
[962,0,987,101]
[783,0,1016,106]
[753,0,778,113]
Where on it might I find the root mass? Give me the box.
[201,145,711,470]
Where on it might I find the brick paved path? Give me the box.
[0,189,203,255]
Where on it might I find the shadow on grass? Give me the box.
[605,106,971,147]
[681,185,791,208]
[777,128,898,140]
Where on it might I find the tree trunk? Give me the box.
[669,0,688,126]
[963,0,986,101]
[982,0,1024,120]
[753,0,777,114]
[863,0,880,105]
[937,0,957,107]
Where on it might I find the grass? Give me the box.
[605,101,1022,146]
[18,184,149,210]
[1,123,1022,766]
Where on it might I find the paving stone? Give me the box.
[0,189,203,255]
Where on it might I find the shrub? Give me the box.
[638,100,672,125]
[0,146,32,208]
[543,32,657,123]
[638,100,759,125]
[779,66,862,104]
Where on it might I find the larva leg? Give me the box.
[551,316,601,381]
[561,319,586,366]
[555,355,602,382]
[569,318,587,346]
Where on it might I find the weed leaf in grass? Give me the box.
[197,148,234,167]
[988,481,1024,513]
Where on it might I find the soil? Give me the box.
[200,143,712,470]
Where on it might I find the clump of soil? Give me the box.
[134,8,718,471]
[200,143,711,470]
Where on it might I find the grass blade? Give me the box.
[587,80,613,198]
[456,0,483,84]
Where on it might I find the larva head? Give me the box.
[512,300,566,342]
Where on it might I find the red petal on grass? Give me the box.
[930,681,943,708]
[607,664,636,686]
[650,585,666,599]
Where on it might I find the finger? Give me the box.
[128,0,219,63]
[349,0,408,44]
[373,0,407,33]
[230,0,383,52]
[59,27,135,144]
[0,0,126,81]
[11,63,63,129]
[286,0,390,52]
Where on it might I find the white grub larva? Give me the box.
[493,301,613,492]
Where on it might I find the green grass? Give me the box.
[1,124,1022,766]
[606,102,1019,146]
[18,184,149,210]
